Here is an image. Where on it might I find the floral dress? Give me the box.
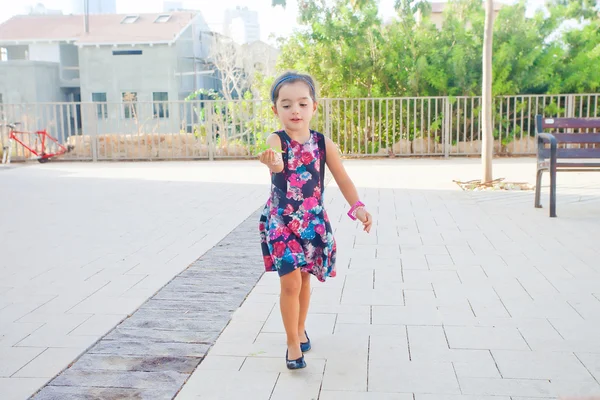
[259,130,337,282]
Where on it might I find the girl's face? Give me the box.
[272,81,317,133]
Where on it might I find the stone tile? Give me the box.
[460,376,600,398]
[341,288,405,306]
[0,321,45,347]
[492,350,595,381]
[309,304,371,316]
[402,245,449,255]
[502,297,585,320]
[174,370,278,400]
[49,369,187,391]
[451,350,502,378]
[13,347,84,378]
[445,326,530,350]
[70,353,200,373]
[399,254,429,270]
[577,352,600,382]
[375,245,402,259]
[322,353,368,392]
[67,296,147,316]
[459,376,553,397]
[270,372,323,400]
[0,377,50,400]
[426,254,455,267]
[407,325,448,356]
[0,347,46,377]
[320,392,413,400]
[103,327,221,344]
[118,314,227,332]
[509,398,553,400]
[404,290,437,306]
[216,320,265,343]
[195,355,245,371]
[207,339,283,358]
[337,310,371,324]
[403,270,461,287]
[142,298,235,312]
[468,298,511,318]
[349,258,401,269]
[127,307,232,322]
[14,332,99,349]
[415,395,510,400]
[33,386,176,400]
[66,314,127,336]
[344,269,375,290]
[349,247,377,259]
[372,305,443,325]
[372,269,403,288]
[335,323,406,337]
[369,333,410,367]
[369,361,461,394]
[89,340,210,357]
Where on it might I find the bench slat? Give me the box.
[541,117,600,130]
[550,133,600,143]
[556,164,600,169]
[539,148,600,159]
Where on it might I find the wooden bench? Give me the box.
[535,114,600,217]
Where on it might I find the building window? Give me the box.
[153,92,169,118]
[154,14,171,23]
[0,48,6,61]
[122,92,137,119]
[113,50,142,56]
[92,92,107,119]
[121,15,139,24]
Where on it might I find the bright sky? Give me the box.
[0,0,550,45]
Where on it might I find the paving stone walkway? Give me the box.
[0,162,268,400]
[30,210,264,399]
[175,159,600,400]
[2,158,600,400]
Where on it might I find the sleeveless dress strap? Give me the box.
[316,132,326,190]
[271,131,288,191]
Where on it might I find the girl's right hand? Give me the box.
[259,148,276,166]
[259,148,283,171]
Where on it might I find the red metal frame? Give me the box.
[6,124,72,162]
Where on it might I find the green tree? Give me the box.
[269,0,599,98]
[277,0,385,97]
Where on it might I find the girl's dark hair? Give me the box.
[270,71,318,104]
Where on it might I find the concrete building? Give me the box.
[72,0,117,15]
[0,12,220,135]
[163,1,185,12]
[241,40,279,77]
[28,3,64,15]
[223,6,260,44]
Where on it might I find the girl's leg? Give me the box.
[280,268,302,359]
[298,271,311,342]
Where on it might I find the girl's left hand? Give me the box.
[355,208,373,233]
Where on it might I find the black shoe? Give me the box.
[286,349,307,370]
[300,331,311,352]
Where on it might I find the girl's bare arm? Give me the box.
[324,137,372,232]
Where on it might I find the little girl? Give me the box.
[258,71,372,370]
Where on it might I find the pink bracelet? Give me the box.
[348,201,365,220]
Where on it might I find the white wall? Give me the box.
[28,43,61,63]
